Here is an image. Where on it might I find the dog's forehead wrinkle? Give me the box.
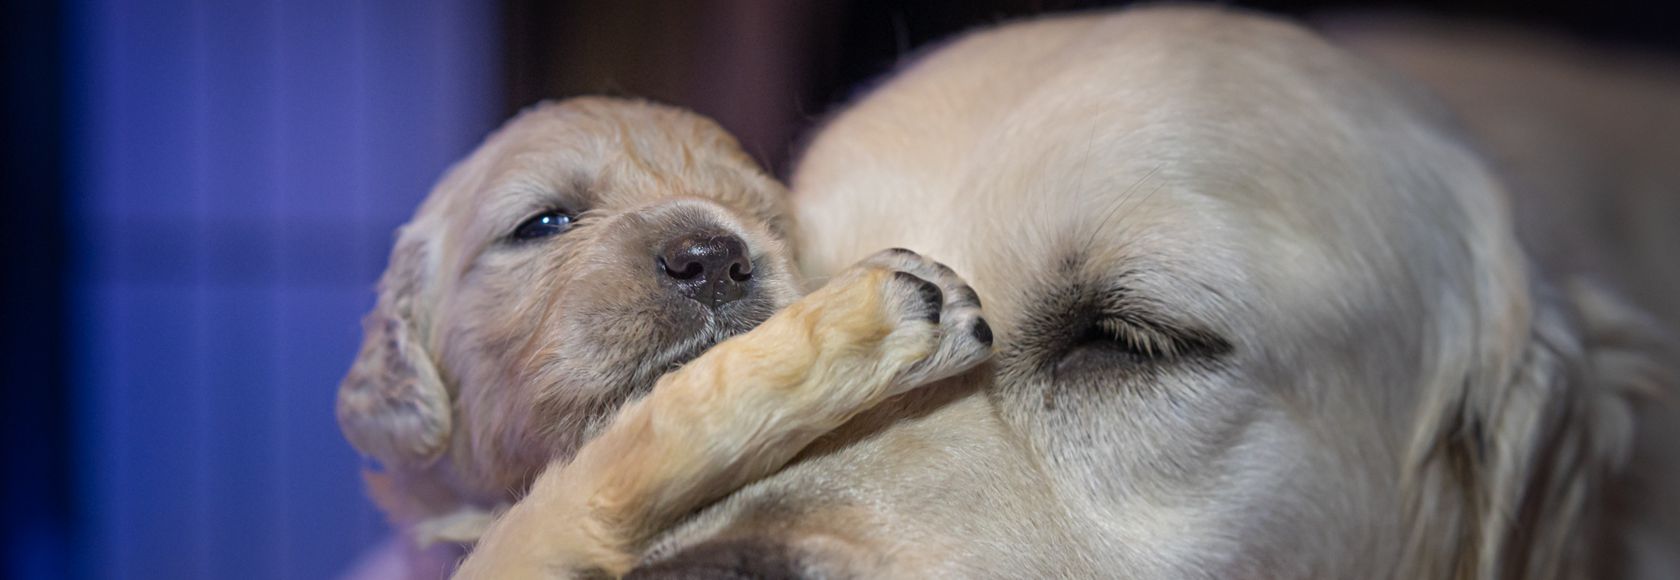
[1075,165,1169,257]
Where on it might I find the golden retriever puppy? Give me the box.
[336,97,805,566]
[557,7,1672,579]
[337,96,992,578]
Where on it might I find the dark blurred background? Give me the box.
[1,1,1675,578]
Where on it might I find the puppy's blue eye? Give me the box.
[512,210,574,241]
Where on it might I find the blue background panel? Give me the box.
[67,1,502,578]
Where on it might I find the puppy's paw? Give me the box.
[858,248,993,393]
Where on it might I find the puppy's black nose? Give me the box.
[659,232,753,308]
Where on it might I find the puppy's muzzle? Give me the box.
[658,231,754,309]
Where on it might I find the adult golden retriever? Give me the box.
[462,6,1680,579]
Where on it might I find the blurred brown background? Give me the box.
[500,0,1680,174]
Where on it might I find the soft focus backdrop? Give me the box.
[2,1,1675,579]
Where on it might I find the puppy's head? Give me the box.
[336,98,801,529]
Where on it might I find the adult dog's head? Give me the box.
[631,8,1676,579]
[336,98,801,536]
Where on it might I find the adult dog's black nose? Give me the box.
[658,232,753,308]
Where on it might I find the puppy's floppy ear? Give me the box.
[337,234,452,469]
[1405,276,1674,580]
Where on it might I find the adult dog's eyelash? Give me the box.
[1087,317,1184,358]
[1008,280,1232,376]
[1083,309,1229,362]
[1084,288,1232,361]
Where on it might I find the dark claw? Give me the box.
[971,318,993,346]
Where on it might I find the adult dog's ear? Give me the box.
[1405,277,1674,580]
[337,234,452,470]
